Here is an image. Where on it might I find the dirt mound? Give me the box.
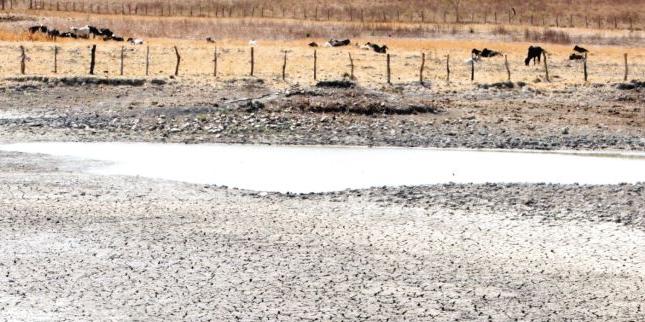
[478,81,527,89]
[616,80,645,90]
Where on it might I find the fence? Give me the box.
[0,0,641,31]
[0,43,642,86]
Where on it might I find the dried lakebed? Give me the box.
[0,147,644,320]
[1,142,644,192]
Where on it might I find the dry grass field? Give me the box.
[0,36,643,90]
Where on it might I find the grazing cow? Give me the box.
[328,39,350,47]
[28,25,48,34]
[569,53,585,60]
[525,46,545,66]
[107,35,124,42]
[368,43,388,54]
[308,42,318,47]
[47,29,60,40]
[471,48,482,57]
[99,28,114,38]
[206,37,215,43]
[86,26,101,38]
[127,38,144,45]
[573,45,588,53]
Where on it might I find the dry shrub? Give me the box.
[524,28,572,44]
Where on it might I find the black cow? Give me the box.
[28,25,47,34]
[329,39,351,47]
[206,37,215,43]
[47,29,60,40]
[569,53,585,60]
[471,48,482,57]
[573,45,588,53]
[87,26,101,38]
[107,36,124,42]
[368,43,388,54]
[308,42,318,47]
[480,48,501,57]
[525,46,545,66]
[99,28,114,38]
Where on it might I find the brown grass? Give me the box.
[0,36,642,91]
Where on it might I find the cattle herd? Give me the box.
[28,24,144,44]
[29,26,592,67]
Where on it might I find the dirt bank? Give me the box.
[0,77,643,150]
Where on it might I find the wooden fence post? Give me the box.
[446,54,450,83]
[19,45,26,75]
[53,46,58,74]
[213,47,218,77]
[89,44,96,75]
[313,49,317,80]
[419,52,425,84]
[386,53,391,84]
[145,45,149,76]
[347,52,355,79]
[282,51,287,81]
[173,46,180,76]
[583,53,588,82]
[250,47,254,76]
[470,55,475,81]
[623,53,628,81]
[504,55,511,81]
[120,46,124,76]
[543,52,549,82]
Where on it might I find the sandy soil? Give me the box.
[0,150,643,320]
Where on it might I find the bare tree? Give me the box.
[445,0,462,23]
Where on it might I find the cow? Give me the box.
[573,45,588,53]
[525,46,545,66]
[480,48,501,58]
[28,25,47,34]
[368,43,388,54]
[99,28,114,38]
[86,26,101,38]
[206,37,215,43]
[47,29,60,40]
[308,42,318,47]
[471,48,482,57]
[106,35,124,42]
[569,53,585,60]
[328,39,350,47]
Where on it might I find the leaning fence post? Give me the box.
[282,50,287,81]
[19,45,26,75]
[623,53,628,81]
[250,47,254,76]
[419,52,425,84]
[53,46,58,74]
[145,45,149,76]
[386,53,391,84]
[583,53,588,82]
[89,44,96,75]
[543,52,549,82]
[446,54,450,83]
[348,52,354,79]
[173,46,180,76]
[504,55,511,81]
[120,46,124,76]
[313,49,317,80]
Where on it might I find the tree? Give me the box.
[445,0,462,23]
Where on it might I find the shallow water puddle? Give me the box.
[1,142,644,193]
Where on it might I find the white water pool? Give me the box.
[1,142,644,193]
